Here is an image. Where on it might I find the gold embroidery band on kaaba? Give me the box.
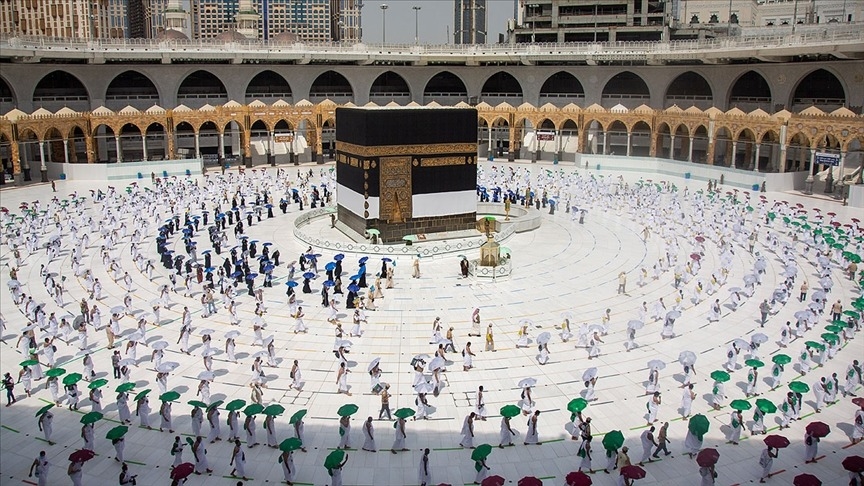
[336,141,476,158]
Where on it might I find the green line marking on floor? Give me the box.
[1,425,20,433]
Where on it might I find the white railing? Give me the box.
[1,23,861,62]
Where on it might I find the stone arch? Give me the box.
[728,70,772,112]
[43,127,64,163]
[655,122,673,159]
[369,71,411,104]
[631,121,652,157]
[33,70,90,111]
[105,70,160,110]
[692,125,710,163]
[0,74,16,112]
[785,132,811,172]
[481,72,523,106]
[145,122,168,161]
[199,121,221,157]
[119,123,144,162]
[91,124,118,162]
[177,70,228,108]
[665,72,713,109]
[423,71,468,105]
[174,121,196,158]
[245,70,293,103]
[68,126,88,163]
[790,68,846,112]
[714,126,733,167]
[733,128,757,170]
[539,72,585,107]
[672,124,691,161]
[601,71,650,109]
[757,130,781,172]
[310,70,354,103]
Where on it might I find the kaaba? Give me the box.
[335,107,478,243]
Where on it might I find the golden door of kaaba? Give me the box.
[379,156,412,224]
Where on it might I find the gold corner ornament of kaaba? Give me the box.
[336,141,476,158]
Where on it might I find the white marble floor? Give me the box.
[0,160,861,486]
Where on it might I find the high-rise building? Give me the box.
[454,0,487,44]
[0,0,111,38]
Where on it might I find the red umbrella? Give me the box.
[831,221,841,227]
[566,471,593,486]
[68,449,95,462]
[481,476,506,486]
[690,253,701,261]
[805,421,830,438]
[170,462,195,480]
[518,477,543,486]
[852,397,864,407]
[695,236,705,243]
[827,212,836,216]
[796,203,803,208]
[763,435,790,449]
[696,448,720,467]
[793,473,821,486]
[853,218,860,223]
[843,456,864,473]
[621,465,646,479]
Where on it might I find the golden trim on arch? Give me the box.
[336,141,476,158]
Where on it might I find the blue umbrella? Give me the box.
[285,281,298,288]
[250,240,259,244]
[322,280,335,287]
[165,218,174,223]
[201,250,211,254]
[303,272,315,280]
[325,262,337,271]
[333,254,345,261]
[265,204,273,208]
[347,284,360,292]
[235,260,244,265]
[239,235,249,240]
[359,257,369,265]
[230,271,243,278]
[291,189,299,193]
[262,242,272,247]
[381,258,392,262]
[246,273,259,280]
[204,267,215,273]
[216,213,225,219]
[263,265,274,272]
[164,250,174,254]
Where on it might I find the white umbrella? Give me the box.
[666,310,682,320]
[743,274,757,284]
[518,318,534,328]
[198,328,214,336]
[118,358,136,367]
[732,338,749,349]
[678,351,697,366]
[750,333,769,344]
[811,291,826,302]
[251,350,269,359]
[197,371,215,381]
[627,320,644,330]
[151,340,169,350]
[21,323,39,332]
[110,306,125,315]
[6,279,20,288]
[251,317,266,327]
[156,362,179,373]
[224,330,241,339]
[582,367,598,381]
[808,302,821,312]
[587,323,607,334]
[263,335,275,346]
[794,310,811,321]
[427,356,445,371]
[128,331,144,343]
[202,349,219,357]
[337,339,353,349]
[149,299,162,307]
[413,354,432,361]
[560,311,575,322]
[518,377,537,388]
[414,382,435,394]
[367,357,381,373]
[536,332,552,345]
[647,359,666,371]
[727,287,742,293]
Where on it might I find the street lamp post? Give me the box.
[413,5,421,44]
[380,4,388,44]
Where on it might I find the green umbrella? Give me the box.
[791,221,801,227]
[19,359,38,367]
[499,405,521,418]
[366,229,380,236]
[804,341,826,351]
[289,409,307,424]
[207,400,223,411]
[746,206,754,212]
[602,430,625,451]
[767,212,776,220]
[80,411,103,424]
[567,398,588,413]
[745,359,765,369]
[226,399,246,412]
[833,243,845,250]
[188,400,207,409]
[244,404,264,416]
[45,368,66,378]
[35,403,55,417]
[755,399,777,414]
[159,391,180,402]
[826,325,844,334]
[855,300,864,311]
[688,414,710,441]
[88,378,108,389]
[134,389,151,402]
[789,381,810,393]
[105,425,128,440]
[337,404,359,417]
[63,373,83,386]
[801,224,811,230]
[821,333,839,344]
[730,400,752,411]
[394,408,415,419]
[782,216,791,224]
[324,449,346,470]
[470,443,493,461]
[710,370,731,383]
[116,383,135,393]
[279,437,302,452]
[263,404,285,416]
[843,310,860,319]
[772,354,792,365]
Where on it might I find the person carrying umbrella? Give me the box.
[524,410,541,445]
[28,450,49,486]
[229,439,248,480]
[418,448,431,486]
[67,458,84,486]
[392,413,409,454]
[325,450,348,486]
[759,446,778,483]
[804,429,820,463]
[170,436,184,469]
